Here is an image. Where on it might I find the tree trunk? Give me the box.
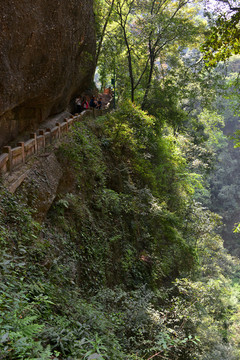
[123,26,135,102]
[96,0,115,66]
[141,55,155,109]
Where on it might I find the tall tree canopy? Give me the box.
[202,0,240,65]
[96,0,206,106]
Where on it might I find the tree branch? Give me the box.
[96,0,115,66]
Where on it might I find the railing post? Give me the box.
[39,129,46,149]
[46,128,52,143]
[56,123,61,138]
[17,142,25,164]
[30,133,37,153]
[64,118,69,131]
[3,146,12,174]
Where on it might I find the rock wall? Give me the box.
[0,0,96,147]
[17,153,64,222]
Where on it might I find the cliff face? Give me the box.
[0,0,96,147]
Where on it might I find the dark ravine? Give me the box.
[0,0,96,147]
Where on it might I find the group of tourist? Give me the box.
[75,95,102,113]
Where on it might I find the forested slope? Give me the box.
[1,0,240,359]
[0,103,240,359]
[198,57,240,256]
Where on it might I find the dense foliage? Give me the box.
[0,103,240,359]
[95,0,207,106]
[193,57,240,256]
[1,0,240,359]
[201,0,240,66]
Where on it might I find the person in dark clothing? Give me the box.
[75,97,82,113]
[96,97,102,109]
[89,96,97,108]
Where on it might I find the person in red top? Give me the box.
[81,96,89,109]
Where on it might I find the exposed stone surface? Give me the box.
[0,0,96,147]
[16,153,63,222]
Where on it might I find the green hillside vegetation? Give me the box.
[1,0,240,359]
[195,57,240,256]
[1,102,240,359]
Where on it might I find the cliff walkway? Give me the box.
[0,93,112,193]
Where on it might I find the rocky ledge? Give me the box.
[0,0,96,147]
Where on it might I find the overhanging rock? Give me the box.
[0,0,96,147]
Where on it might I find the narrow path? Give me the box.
[6,93,111,149]
[0,93,112,193]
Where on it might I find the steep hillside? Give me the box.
[0,0,95,147]
[0,103,239,360]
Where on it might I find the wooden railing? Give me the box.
[0,104,111,177]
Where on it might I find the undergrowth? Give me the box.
[0,102,239,359]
